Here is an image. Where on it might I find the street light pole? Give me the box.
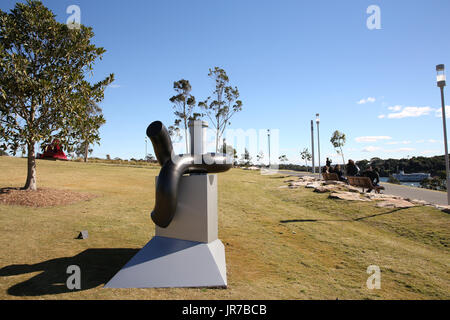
[437,64,450,204]
[310,120,315,174]
[316,113,321,176]
[267,129,271,167]
[145,137,148,160]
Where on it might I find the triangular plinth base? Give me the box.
[104,236,227,288]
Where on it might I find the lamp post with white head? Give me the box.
[316,113,321,176]
[437,64,450,204]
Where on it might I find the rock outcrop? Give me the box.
[279,175,446,211]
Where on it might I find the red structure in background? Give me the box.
[37,139,68,160]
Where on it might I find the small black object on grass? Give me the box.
[76,230,88,239]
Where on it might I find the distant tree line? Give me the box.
[356,156,447,179]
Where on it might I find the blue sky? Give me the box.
[2,0,450,165]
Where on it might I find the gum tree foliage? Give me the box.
[240,148,252,166]
[0,1,114,190]
[256,151,264,163]
[330,130,346,165]
[169,79,200,153]
[73,101,105,162]
[220,141,238,165]
[278,154,288,163]
[198,67,243,152]
[300,147,312,169]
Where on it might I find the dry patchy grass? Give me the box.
[0,156,448,299]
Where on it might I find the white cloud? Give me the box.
[416,139,425,143]
[357,97,376,104]
[434,106,450,118]
[387,106,433,119]
[385,147,415,153]
[388,105,402,112]
[361,146,415,153]
[355,136,392,143]
[428,139,439,143]
[421,150,440,155]
[378,114,386,119]
[362,146,381,152]
[385,140,411,145]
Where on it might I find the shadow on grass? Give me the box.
[0,187,21,194]
[280,207,409,224]
[0,248,138,296]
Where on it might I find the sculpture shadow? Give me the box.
[280,207,409,224]
[0,248,138,296]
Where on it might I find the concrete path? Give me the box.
[379,182,447,206]
[278,170,448,206]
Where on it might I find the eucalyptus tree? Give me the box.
[330,130,346,164]
[240,148,252,166]
[169,79,200,153]
[278,155,288,163]
[256,151,264,163]
[300,148,312,170]
[73,101,105,162]
[198,67,243,152]
[0,1,114,190]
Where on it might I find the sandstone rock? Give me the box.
[346,185,362,193]
[323,180,345,186]
[305,183,321,189]
[409,199,430,206]
[432,204,450,213]
[375,199,415,208]
[313,186,329,193]
[329,192,371,201]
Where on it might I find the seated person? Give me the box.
[362,166,380,192]
[346,159,360,176]
[334,164,347,182]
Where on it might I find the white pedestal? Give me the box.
[105,174,227,288]
[155,174,218,243]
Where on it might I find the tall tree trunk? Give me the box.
[340,146,345,165]
[24,142,37,191]
[215,118,220,153]
[184,119,188,154]
[83,140,88,162]
[215,130,219,153]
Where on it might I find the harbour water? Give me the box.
[379,177,421,188]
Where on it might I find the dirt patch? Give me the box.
[0,187,97,207]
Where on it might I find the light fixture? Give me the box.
[437,64,446,87]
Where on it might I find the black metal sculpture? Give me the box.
[146,121,232,228]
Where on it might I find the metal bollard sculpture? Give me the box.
[105,119,231,288]
[146,120,232,228]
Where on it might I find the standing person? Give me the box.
[326,157,332,167]
[346,159,360,176]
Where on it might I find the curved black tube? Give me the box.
[147,121,232,228]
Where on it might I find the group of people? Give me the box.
[321,158,381,192]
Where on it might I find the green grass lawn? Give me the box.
[0,156,448,299]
